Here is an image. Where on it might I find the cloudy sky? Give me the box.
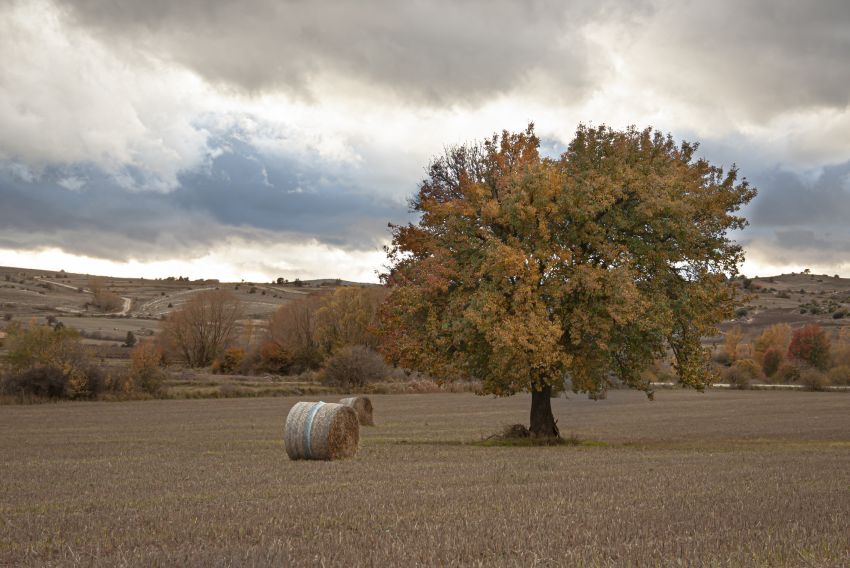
[1,0,849,282]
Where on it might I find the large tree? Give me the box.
[379,124,755,437]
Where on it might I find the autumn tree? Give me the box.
[264,295,325,371]
[1,320,101,398]
[753,323,791,363]
[314,286,386,354]
[89,278,123,312]
[161,290,242,367]
[380,124,755,438]
[723,326,743,362]
[788,324,830,371]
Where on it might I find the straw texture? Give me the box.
[284,401,359,460]
[339,396,375,426]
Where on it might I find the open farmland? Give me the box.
[1,390,848,567]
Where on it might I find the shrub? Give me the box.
[212,347,246,374]
[712,349,731,366]
[256,341,294,374]
[761,348,783,378]
[1,366,68,398]
[0,364,105,400]
[799,368,828,391]
[735,307,749,318]
[129,342,166,394]
[724,358,761,389]
[321,345,389,389]
[788,324,831,370]
[827,366,850,386]
[3,312,12,321]
[775,363,801,384]
[123,331,137,348]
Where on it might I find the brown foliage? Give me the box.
[753,323,791,363]
[89,278,123,312]
[314,286,386,353]
[722,326,743,362]
[788,324,830,371]
[265,295,324,371]
[129,342,166,394]
[761,348,783,378]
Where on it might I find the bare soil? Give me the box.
[1,390,848,566]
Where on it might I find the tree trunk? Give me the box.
[529,384,559,438]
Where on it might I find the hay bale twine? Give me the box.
[339,396,374,426]
[284,401,359,460]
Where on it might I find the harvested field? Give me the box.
[1,390,848,566]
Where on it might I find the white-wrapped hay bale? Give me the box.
[284,401,359,460]
[339,396,374,426]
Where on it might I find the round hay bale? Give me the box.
[284,401,359,460]
[339,396,375,426]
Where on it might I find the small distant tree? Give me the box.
[123,331,137,348]
[129,342,166,394]
[788,324,830,371]
[761,348,783,378]
[89,278,122,312]
[160,290,242,367]
[723,327,744,362]
[754,323,791,363]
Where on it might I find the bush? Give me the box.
[123,331,137,348]
[1,366,68,398]
[256,341,294,374]
[712,349,731,366]
[775,363,801,384]
[827,365,850,386]
[761,348,783,378]
[212,347,246,374]
[799,368,828,391]
[788,324,831,370]
[1,364,105,400]
[129,343,166,394]
[321,345,389,389]
[723,358,761,389]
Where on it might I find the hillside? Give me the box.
[0,265,371,343]
[718,272,850,346]
[3,265,849,346]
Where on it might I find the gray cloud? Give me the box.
[624,0,850,120]
[736,160,850,268]
[0,129,409,261]
[59,0,620,104]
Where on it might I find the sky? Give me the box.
[1,0,849,282]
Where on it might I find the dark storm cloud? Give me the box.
[736,161,850,268]
[59,0,623,104]
[58,0,850,118]
[750,161,850,228]
[627,0,850,119]
[0,132,409,261]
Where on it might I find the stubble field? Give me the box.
[1,390,848,567]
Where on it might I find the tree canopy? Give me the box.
[379,124,756,436]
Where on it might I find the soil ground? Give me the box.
[1,390,848,566]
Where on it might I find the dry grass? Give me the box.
[1,390,848,566]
